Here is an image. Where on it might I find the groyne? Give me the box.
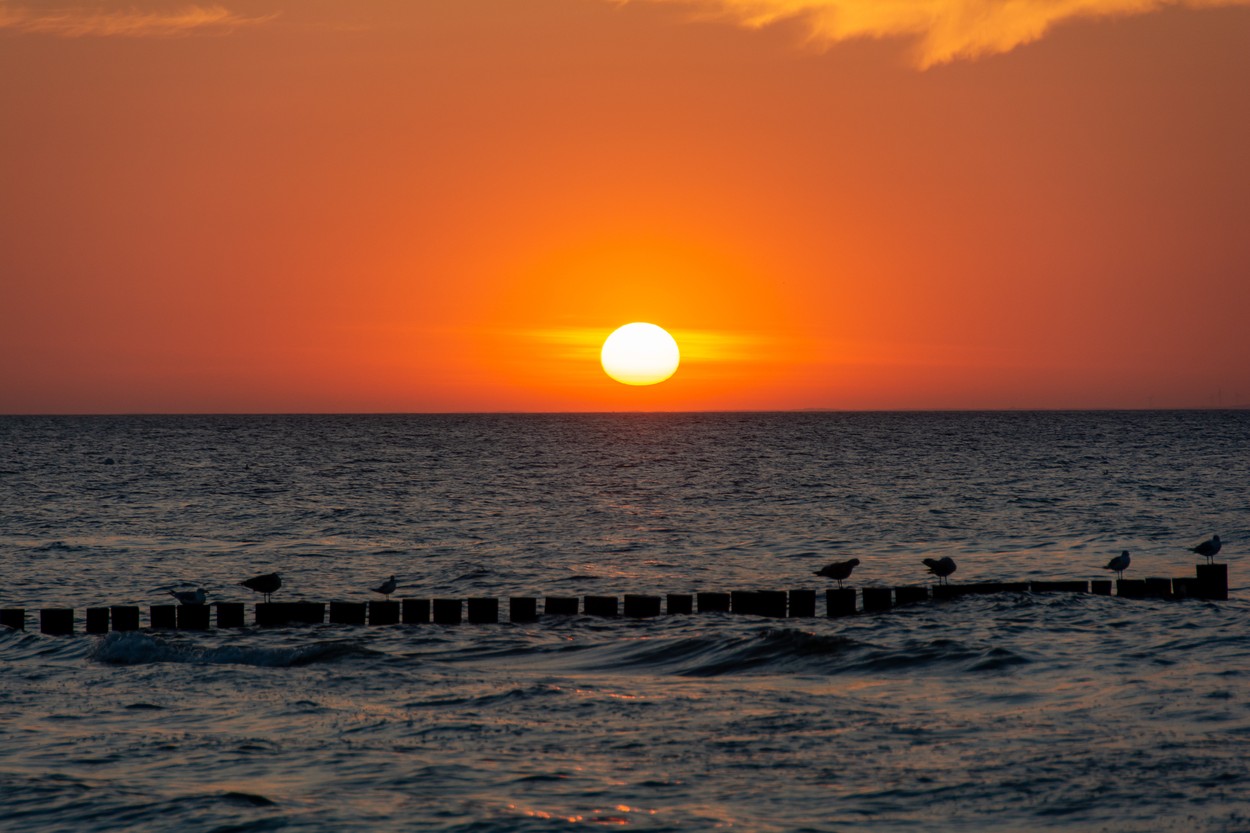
[0,564,1228,635]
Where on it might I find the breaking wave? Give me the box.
[89,631,380,668]
[528,625,1033,677]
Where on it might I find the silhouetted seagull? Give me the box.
[814,559,860,588]
[371,575,398,599]
[168,587,208,605]
[1190,535,1222,565]
[240,572,282,602]
[923,556,957,585]
[1103,550,1131,579]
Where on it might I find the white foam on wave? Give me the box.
[89,631,376,668]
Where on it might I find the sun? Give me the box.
[601,323,680,386]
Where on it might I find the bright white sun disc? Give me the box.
[601,323,680,386]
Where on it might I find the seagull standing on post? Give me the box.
[240,572,282,602]
[923,556,957,585]
[814,559,860,589]
[1190,535,1222,565]
[1103,551,1131,579]
[371,575,398,599]
[169,587,208,605]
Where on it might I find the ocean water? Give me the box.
[1,411,1247,832]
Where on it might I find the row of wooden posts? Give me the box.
[0,564,1228,636]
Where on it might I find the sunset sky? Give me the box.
[2,0,1248,413]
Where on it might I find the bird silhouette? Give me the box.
[240,572,282,602]
[371,575,398,599]
[1190,535,1222,565]
[814,558,860,588]
[168,587,208,605]
[923,556,957,585]
[1103,550,1131,579]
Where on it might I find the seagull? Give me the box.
[923,556,957,585]
[1103,550,1131,579]
[371,575,398,599]
[239,572,282,602]
[168,587,208,605]
[1190,535,1222,565]
[814,558,860,588]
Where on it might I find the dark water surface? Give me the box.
[1,412,1248,831]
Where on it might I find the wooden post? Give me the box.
[176,605,211,630]
[1117,579,1146,599]
[1172,577,1202,599]
[583,596,618,617]
[1,608,26,631]
[953,582,1030,595]
[215,602,245,628]
[894,586,928,606]
[40,608,74,635]
[150,604,177,629]
[256,602,303,626]
[295,602,325,625]
[509,597,538,622]
[86,608,110,634]
[402,598,430,624]
[697,592,730,613]
[1090,580,1112,596]
[545,596,578,615]
[433,599,462,625]
[826,588,856,617]
[1144,578,1174,599]
[255,602,281,627]
[368,601,400,625]
[467,598,499,624]
[788,589,816,618]
[730,591,760,615]
[666,593,693,615]
[1030,581,1089,593]
[931,585,960,600]
[623,595,661,618]
[862,587,892,612]
[756,591,788,618]
[110,606,139,631]
[1196,564,1228,601]
[330,601,368,625]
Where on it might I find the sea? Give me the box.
[1,411,1247,832]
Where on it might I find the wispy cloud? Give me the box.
[629,0,1250,67]
[0,3,275,37]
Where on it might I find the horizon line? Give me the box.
[2,406,1247,418]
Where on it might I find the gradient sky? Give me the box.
[2,0,1248,413]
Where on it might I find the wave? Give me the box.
[89,631,380,668]
[0,627,95,662]
[540,626,1033,678]
[32,540,88,552]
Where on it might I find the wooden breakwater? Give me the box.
[0,564,1228,635]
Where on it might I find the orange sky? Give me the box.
[2,0,1248,413]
